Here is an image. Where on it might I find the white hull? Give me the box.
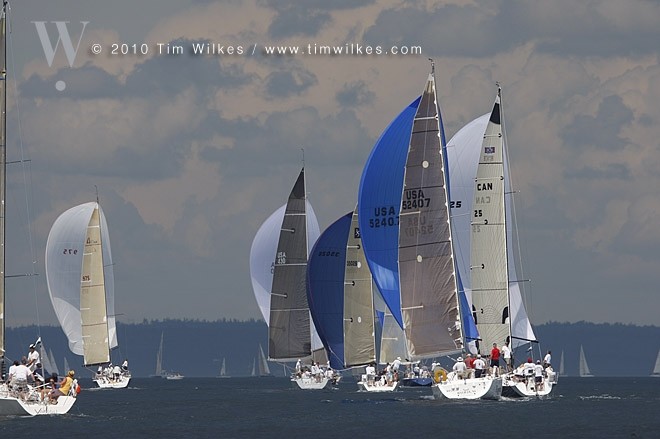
[93,374,131,389]
[357,375,399,392]
[292,376,330,390]
[501,373,556,398]
[165,374,184,380]
[432,373,502,400]
[0,385,77,416]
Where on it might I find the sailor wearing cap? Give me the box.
[27,344,41,373]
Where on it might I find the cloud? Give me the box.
[335,80,375,107]
[363,0,660,59]
[264,68,317,98]
[562,95,634,151]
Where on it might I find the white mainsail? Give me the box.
[257,344,271,376]
[447,113,536,349]
[559,350,566,376]
[652,349,660,377]
[470,90,510,352]
[155,332,164,376]
[45,201,117,365]
[579,345,594,377]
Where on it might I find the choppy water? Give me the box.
[1,377,659,438]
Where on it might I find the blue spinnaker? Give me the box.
[358,98,420,329]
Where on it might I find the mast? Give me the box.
[431,60,479,348]
[500,85,514,345]
[0,0,8,373]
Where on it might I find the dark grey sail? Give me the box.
[399,73,462,359]
[268,168,312,361]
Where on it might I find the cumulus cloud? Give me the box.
[5,0,660,326]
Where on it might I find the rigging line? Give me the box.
[8,11,42,332]
[500,86,534,321]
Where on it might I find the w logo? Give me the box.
[32,21,89,67]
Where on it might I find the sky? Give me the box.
[3,0,660,328]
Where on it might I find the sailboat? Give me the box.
[257,344,272,377]
[307,209,386,391]
[579,345,594,377]
[358,64,488,399]
[651,350,660,377]
[250,167,326,389]
[150,332,165,378]
[443,85,556,398]
[152,332,182,380]
[218,358,230,378]
[45,200,130,389]
[0,3,78,415]
[559,351,566,376]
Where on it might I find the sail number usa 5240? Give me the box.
[368,206,399,228]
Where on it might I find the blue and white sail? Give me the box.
[359,69,466,359]
[358,99,419,329]
[307,210,376,370]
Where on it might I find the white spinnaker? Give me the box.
[45,202,117,357]
[447,115,536,348]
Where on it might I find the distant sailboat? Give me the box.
[218,358,230,378]
[46,200,131,389]
[48,349,60,376]
[651,350,660,377]
[257,344,272,377]
[559,350,566,376]
[151,332,164,378]
[579,345,594,377]
[251,358,256,377]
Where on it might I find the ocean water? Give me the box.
[1,377,658,438]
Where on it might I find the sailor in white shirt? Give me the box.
[453,357,468,379]
[27,344,41,372]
